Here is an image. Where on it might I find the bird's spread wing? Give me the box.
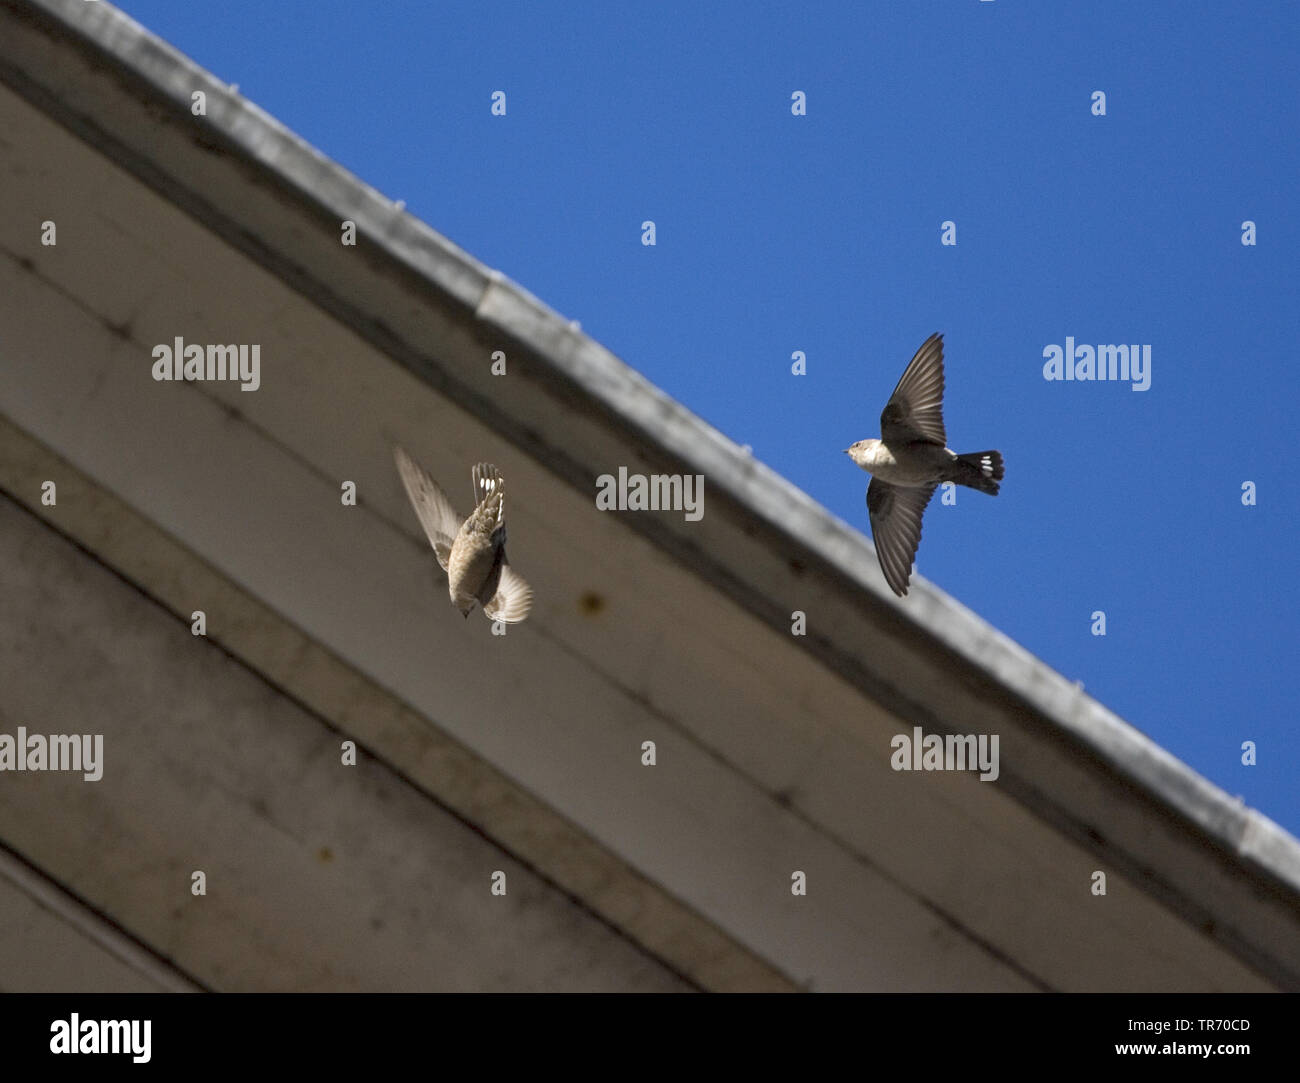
[879,332,946,446]
[394,445,460,571]
[866,479,937,597]
[484,561,533,623]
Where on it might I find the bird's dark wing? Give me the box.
[866,479,937,597]
[879,332,946,446]
[394,445,460,571]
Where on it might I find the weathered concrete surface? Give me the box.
[0,494,691,992]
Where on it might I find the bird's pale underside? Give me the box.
[845,333,1004,597]
[394,446,534,622]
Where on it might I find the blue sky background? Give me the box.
[114,1,1299,836]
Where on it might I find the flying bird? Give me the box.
[845,333,1004,597]
[393,446,534,622]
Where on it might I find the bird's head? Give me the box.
[449,585,478,620]
[844,439,878,467]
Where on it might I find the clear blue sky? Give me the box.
[114,1,1299,837]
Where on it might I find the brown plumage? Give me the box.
[394,447,534,622]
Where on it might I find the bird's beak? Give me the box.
[843,448,851,454]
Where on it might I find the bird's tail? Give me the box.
[953,450,1004,495]
[472,463,504,506]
